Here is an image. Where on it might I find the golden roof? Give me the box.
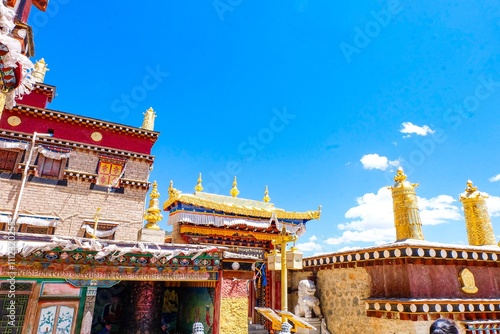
[163,181,321,221]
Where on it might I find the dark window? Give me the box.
[0,149,19,172]
[40,158,62,178]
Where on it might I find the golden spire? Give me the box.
[195,173,204,192]
[230,176,240,198]
[263,185,271,203]
[389,167,424,241]
[32,58,49,83]
[459,180,496,246]
[144,181,163,230]
[141,107,156,131]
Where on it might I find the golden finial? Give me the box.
[465,180,478,194]
[230,176,240,198]
[389,168,424,241]
[168,180,179,199]
[394,167,407,183]
[460,180,496,246]
[263,185,271,203]
[195,173,204,192]
[32,58,49,83]
[141,107,157,131]
[144,181,163,230]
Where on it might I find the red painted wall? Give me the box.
[367,263,500,299]
[0,108,157,155]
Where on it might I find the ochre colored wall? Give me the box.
[220,278,248,334]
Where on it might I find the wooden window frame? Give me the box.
[0,148,22,173]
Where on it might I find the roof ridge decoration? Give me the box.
[263,185,270,203]
[194,173,203,192]
[164,180,321,221]
[230,176,239,197]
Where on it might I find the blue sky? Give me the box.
[28,1,500,256]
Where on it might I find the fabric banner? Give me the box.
[38,146,71,160]
[96,159,124,187]
[81,224,119,238]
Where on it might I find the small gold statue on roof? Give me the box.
[195,173,204,192]
[394,167,407,183]
[263,185,271,203]
[230,176,240,198]
[465,180,478,194]
[168,180,180,199]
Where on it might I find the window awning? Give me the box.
[0,139,28,150]
[17,215,59,227]
[81,221,119,238]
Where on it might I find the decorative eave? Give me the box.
[0,233,225,281]
[11,105,160,140]
[365,298,500,321]
[164,191,321,221]
[31,83,56,102]
[0,132,156,161]
[64,170,149,189]
[302,240,500,269]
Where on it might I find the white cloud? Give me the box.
[325,187,462,247]
[360,154,400,171]
[400,122,435,137]
[489,174,500,182]
[297,235,323,252]
[419,195,462,225]
[486,195,500,217]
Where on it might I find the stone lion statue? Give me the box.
[294,279,322,318]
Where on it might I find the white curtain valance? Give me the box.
[168,211,306,236]
[81,224,119,238]
[38,146,71,160]
[168,212,272,228]
[0,214,11,223]
[17,216,58,227]
[0,140,28,150]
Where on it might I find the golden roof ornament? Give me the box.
[263,185,271,203]
[195,173,204,192]
[389,167,424,241]
[32,58,49,83]
[168,180,180,199]
[459,180,496,246]
[141,107,156,131]
[230,176,240,198]
[144,181,163,230]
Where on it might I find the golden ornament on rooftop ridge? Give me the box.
[263,185,271,203]
[195,173,204,192]
[459,180,496,246]
[141,107,157,131]
[230,176,239,198]
[32,58,49,83]
[389,167,424,241]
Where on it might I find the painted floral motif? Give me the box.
[60,252,68,260]
[37,305,56,333]
[179,259,190,266]
[71,253,83,261]
[201,259,210,266]
[159,257,168,264]
[45,252,58,260]
[137,257,148,265]
[130,256,137,262]
[85,254,93,260]
[55,306,74,334]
